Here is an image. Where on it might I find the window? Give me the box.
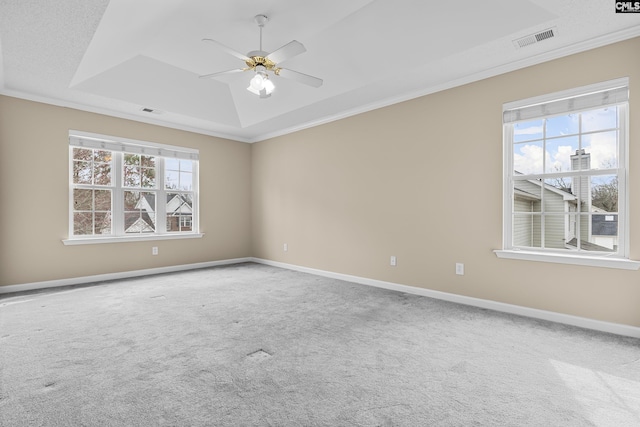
[498,78,638,269]
[67,131,200,244]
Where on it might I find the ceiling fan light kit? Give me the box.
[247,65,274,98]
[200,14,323,98]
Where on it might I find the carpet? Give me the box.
[1,262,639,426]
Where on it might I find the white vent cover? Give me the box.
[140,107,163,115]
[513,27,557,49]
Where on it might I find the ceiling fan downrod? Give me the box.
[255,15,268,51]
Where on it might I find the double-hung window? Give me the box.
[497,78,639,269]
[66,131,200,244]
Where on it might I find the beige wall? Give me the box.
[251,37,640,327]
[1,38,638,327]
[0,97,252,286]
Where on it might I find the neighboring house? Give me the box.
[125,193,193,233]
[513,176,577,249]
[513,150,615,252]
[588,207,618,251]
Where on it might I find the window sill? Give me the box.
[62,233,204,246]
[494,249,640,270]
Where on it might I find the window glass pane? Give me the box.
[166,193,193,214]
[543,214,566,249]
[581,107,617,133]
[124,191,156,233]
[165,158,179,170]
[94,212,111,235]
[543,177,574,214]
[566,213,578,248]
[513,180,541,212]
[514,119,543,143]
[141,167,156,188]
[591,213,618,251]
[513,214,541,248]
[575,214,615,252]
[165,170,179,190]
[73,147,92,161]
[180,215,192,231]
[73,160,92,184]
[123,190,138,211]
[166,216,176,232]
[546,114,579,138]
[166,193,192,232]
[124,166,141,187]
[73,212,93,235]
[545,136,579,173]
[72,148,113,186]
[165,160,193,191]
[543,177,573,198]
[94,162,112,186]
[568,148,589,172]
[513,141,543,175]
[567,175,590,213]
[94,150,112,163]
[73,189,93,211]
[591,175,618,213]
[141,155,155,168]
[124,153,140,165]
[166,215,193,232]
[95,189,112,211]
[577,214,589,250]
[583,131,618,170]
[180,160,193,172]
[179,172,192,191]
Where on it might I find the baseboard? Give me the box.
[250,258,640,339]
[4,256,638,338]
[0,257,253,295]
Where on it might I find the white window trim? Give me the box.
[65,131,202,245]
[497,78,639,270]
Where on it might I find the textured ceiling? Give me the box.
[1,0,639,142]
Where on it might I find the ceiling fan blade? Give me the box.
[202,38,250,61]
[199,69,246,79]
[277,68,323,88]
[266,40,306,64]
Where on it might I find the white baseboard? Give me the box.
[3,256,638,338]
[250,258,640,339]
[0,257,253,295]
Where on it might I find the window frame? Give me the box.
[495,78,640,270]
[64,131,203,245]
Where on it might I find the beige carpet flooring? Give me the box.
[1,263,639,426]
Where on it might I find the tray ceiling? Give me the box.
[1,0,639,142]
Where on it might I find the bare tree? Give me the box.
[592,177,618,212]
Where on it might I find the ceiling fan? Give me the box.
[199,14,323,98]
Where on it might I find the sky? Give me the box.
[513,107,618,176]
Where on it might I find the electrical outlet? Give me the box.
[284,243,288,252]
[455,263,464,275]
[152,246,158,256]
[390,256,397,266]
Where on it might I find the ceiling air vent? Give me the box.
[513,27,557,49]
[140,107,163,115]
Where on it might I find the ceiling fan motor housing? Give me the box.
[245,51,278,72]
